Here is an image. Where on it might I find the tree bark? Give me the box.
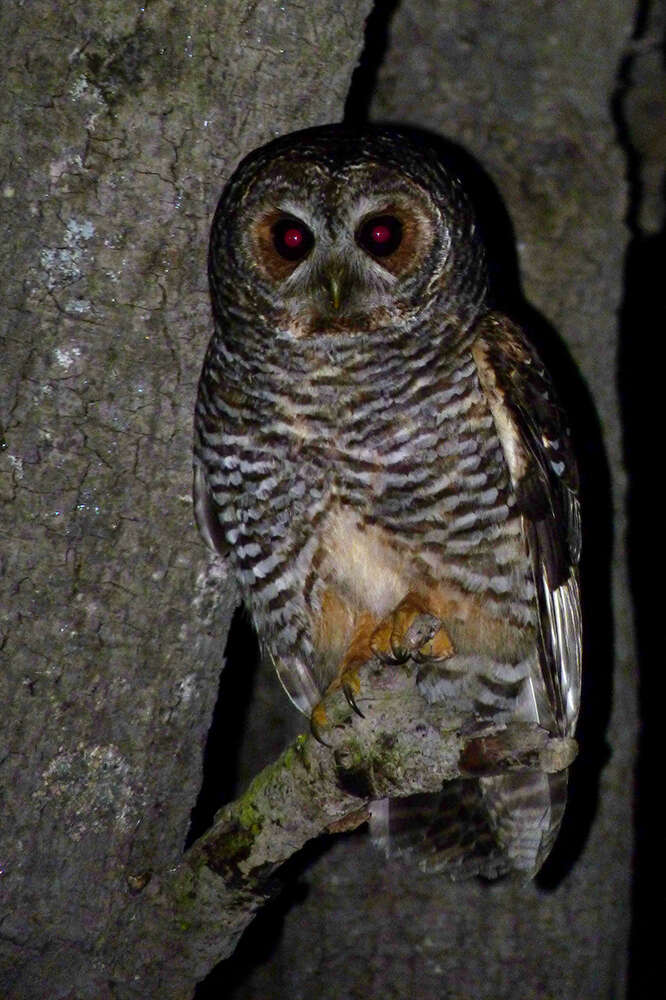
[0,2,371,998]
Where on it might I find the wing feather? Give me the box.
[193,454,230,556]
[471,312,581,736]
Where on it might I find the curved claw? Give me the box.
[343,681,365,719]
[412,625,455,663]
[310,702,332,747]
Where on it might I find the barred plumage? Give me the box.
[194,124,581,878]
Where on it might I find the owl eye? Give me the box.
[272,218,314,262]
[357,214,403,258]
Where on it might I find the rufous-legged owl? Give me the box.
[193,124,581,879]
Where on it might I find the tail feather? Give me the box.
[370,770,569,880]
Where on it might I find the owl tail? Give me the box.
[370,770,568,880]
[478,769,568,877]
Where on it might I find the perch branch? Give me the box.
[112,658,577,994]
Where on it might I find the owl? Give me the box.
[193,124,581,879]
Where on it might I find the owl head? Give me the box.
[208,125,489,342]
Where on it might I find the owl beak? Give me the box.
[327,273,342,312]
[319,262,351,313]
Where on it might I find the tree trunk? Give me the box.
[1,2,371,998]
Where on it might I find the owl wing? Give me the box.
[193,451,230,556]
[471,311,581,736]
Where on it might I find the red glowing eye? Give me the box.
[272,218,314,261]
[283,227,304,248]
[357,214,402,257]
[370,223,392,244]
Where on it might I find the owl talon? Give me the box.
[309,597,454,741]
[308,673,363,744]
[310,702,333,747]
[340,663,365,718]
[370,594,455,665]
[413,624,455,663]
[343,680,365,719]
[370,618,409,664]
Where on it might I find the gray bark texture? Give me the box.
[0,2,371,997]
[1,0,657,997]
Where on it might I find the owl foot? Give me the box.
[335,611,378,718]
[310,599,454,742]
[310,670,364,745]
[370,592,454,665]
[310,611,378,742]
[310,701,333,745]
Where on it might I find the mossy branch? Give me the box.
[112,659,577,994]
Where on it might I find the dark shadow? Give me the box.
[611,2,665,991]
[194,828,368,999]
[516,271,614,891]
[621,226,663,998]
[344,0,401,124]
[185,606,261,847]
[193,867,310,1000]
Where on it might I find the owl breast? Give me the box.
[199,328,536,714]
